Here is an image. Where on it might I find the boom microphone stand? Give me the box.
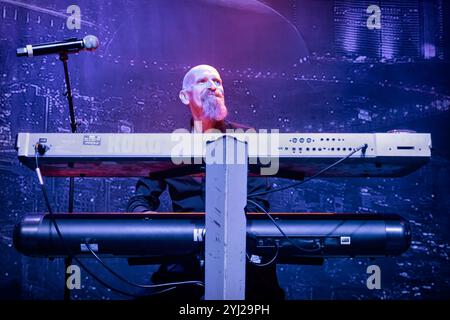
[59,51,77,301]
[17,35,99,300]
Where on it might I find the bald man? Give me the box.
[179,64,228,131]
[127,65,284,300]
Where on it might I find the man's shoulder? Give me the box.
[225,120,255,131]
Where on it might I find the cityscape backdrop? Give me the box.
[0,0,449,300]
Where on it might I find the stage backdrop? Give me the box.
[0,0,449,299]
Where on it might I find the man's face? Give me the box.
[184,67,228,121]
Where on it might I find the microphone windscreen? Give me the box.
[83,35,99,50]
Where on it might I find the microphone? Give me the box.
[16,35,99,57]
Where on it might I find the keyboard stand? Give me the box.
[205,136,248,300]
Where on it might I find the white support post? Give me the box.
[204,136,248,300]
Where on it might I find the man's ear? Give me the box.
[179,90,189,105]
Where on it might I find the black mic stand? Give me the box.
[59,51,77,301]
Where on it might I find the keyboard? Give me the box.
[16,132,431,177]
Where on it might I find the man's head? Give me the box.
[179,64,228,122]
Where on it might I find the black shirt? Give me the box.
[126,120,271,213]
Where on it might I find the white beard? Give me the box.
[201,94,228,121]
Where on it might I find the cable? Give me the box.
[246,241,279,267]
[249,144,368,198]
[245,147,371,256]
[35,151,141,297]
[35,153,138,297]
[247,199,322,254]
[34,150,204,298]
[85,244,203,290]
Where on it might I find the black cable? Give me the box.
[245,145,369,256]
[85,243,204,290]
[247,199,322,254]
[249,144,368,198]
[34,150,204,298]
[35,152,141,297]
[246,241,279,267]
[35,158,138,297]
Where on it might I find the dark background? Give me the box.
[0,0,449,300]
